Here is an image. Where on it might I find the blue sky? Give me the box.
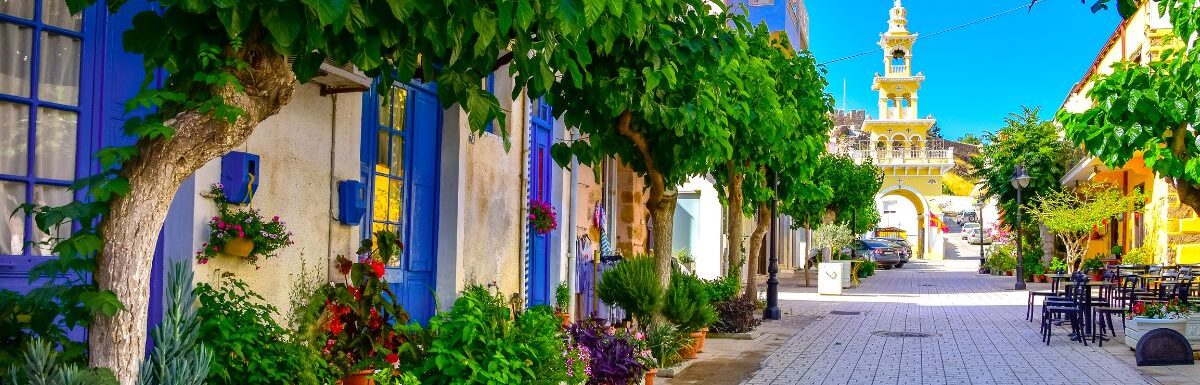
[805,0,1123,140]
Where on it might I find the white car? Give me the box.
[967,228,992,245]
[961,222,980,240]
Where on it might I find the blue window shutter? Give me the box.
[406,89,439,273]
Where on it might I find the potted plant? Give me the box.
[1111,245,1124,259]
[1048,257,1069,275]
[569,320,650,385]
[1122,245,1153,265]
[529,198,558,234]
[597,255,663,323]
[555,281,571,327]
[195,184,294,266]
[643,322,688,383]
[663,270,717,359]
[988,246,1017,277]
[314,230,409,385]
[1126,298,1193,347]
[1081,256,1105,281]
[1028,263,1047,283]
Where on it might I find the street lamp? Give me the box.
[976,200,986,274]
[1010,165,1031,290]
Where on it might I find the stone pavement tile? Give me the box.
[739,256,1164,385]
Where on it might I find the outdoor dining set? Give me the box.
[1027,264,1199,346]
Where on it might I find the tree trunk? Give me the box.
[725,161,744,285]
[89,43,296,384]
[648,188,677,291]
[743,202,771,300]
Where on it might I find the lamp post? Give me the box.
[765,169,781,320]
[976,200,986,274]
[1010,165,1031,290]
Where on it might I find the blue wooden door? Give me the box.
[362,81,440,324]
[527,98,554,306]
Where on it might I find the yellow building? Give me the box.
[839,0,954,259]
[1057,1,1193,264]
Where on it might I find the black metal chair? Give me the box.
[1041,274,1088,346]
[1093,275,1138,338]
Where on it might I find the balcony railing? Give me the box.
[839,147,954,166]
[890,64,908,74]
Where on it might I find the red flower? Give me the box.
[371,260,385,278]
[327,317,344,335]
[348,286,362,301]
[385,353,399,365]
[1132,301,1145,315]
[369,307,382,330]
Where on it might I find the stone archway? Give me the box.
[875,185,933,259]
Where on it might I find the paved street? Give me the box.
[740,236,1163,385]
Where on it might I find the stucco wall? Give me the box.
[461,86,527,296]
[190,83,363,317]
[677,176,724,279]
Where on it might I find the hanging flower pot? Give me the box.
[529,199,558,234]
[222,237,254,258]
[338,370,375,385]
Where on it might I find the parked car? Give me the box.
[851,239,902,269]
[967,228,992,245]
[961,211,978,224]
[870,237,910,268]
[961,222,980,239]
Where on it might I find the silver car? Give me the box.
[967,228,992,245]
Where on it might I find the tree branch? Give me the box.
[615,110,666,206]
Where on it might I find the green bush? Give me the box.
[3,339,117,385]
[597,256,663,322]
[644,322,689,369]
[139,262,210,385]
[700,275,738,303]
[195,273,331,385]
[1082,256,1105,273]
[401,285,581,385]
[987,245,1017,272]
[663,271,717,332]
[1122,245,1154,265]
[856,260,876,278]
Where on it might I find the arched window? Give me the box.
[890,49,906,73]
[892,135,906,158]
[910,135,923,158]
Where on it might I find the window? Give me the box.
[371,85,408,246]
[1,1,84,256]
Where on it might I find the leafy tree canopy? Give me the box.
[784,154,882,234]
[1027,183,1142,270]
[1058,0,1200,211]
[971,106,1076,230]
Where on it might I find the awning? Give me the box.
[1059,156,1108,186]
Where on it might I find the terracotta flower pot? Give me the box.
[1033,274,1047,283]
[644,368,658,385]
[1005,271,1013,276]
[679,330,704,359]
[222,237,254,258]
[697,327,709,353]
[556,312,571,328]
[1090,272,1104,282]
[338,370,375,385]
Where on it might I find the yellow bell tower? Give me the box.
[840,0,954,259]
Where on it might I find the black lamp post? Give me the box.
[976,200,986,273]
[765,169,781,320]
[1010,165,1031,290]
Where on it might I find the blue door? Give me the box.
[526,98,554,306]
[362,81,440,324]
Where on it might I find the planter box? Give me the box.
[655,359,695,378]
[1124,317,1200,349]
[708,330,762,340]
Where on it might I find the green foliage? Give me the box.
[699,275,739,303]
[986,245,1017,272]
[313,231,409,377]
[138,262,211,385]
[195,272,330,385]
[856,259,876,278]
[1122,245,1154,265]
[196,184,294,266]
[2,339,117,385]
[957,133,982,146]
[662,271,717,332]
[1049,257,1070,274]
[1028,183,1141,271]
[1081,256,1105,273]
[401,286,578,385]
[674,249,695,266]
[970,106,1076,234]
[785,155,882,233]
[1059,0,1200,211]
[555,281,571,313]
[643,322,688,369]
[1023,254,1045,277]
[596,256,663,322]
[710,296,760,334]
[810,223,855,252]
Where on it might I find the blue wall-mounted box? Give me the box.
[221,151,260,204]
[337,180,368,225]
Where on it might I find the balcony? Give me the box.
[890,64,908,75]
[838,146,954,167]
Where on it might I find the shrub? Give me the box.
[3,339,117,385]
[1122,245,1154,265]
[556,281,571,313]
[597,256,662,322]
[643,322,688,369]
[987,245,1016,272]
[663,271,716,332]
[139,262,210,385]
[710,296,761,334]
[1082,256,1105,273]
[700,275,738,303]
[856,260,876,278]
[402,286,584,385]
[195,272,330,385]
[569,320,649,385]
[1049,257,1070,273]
